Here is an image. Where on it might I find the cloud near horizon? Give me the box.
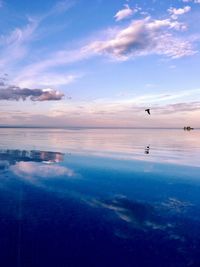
[0,84,64,101]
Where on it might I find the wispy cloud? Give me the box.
[14,48,88,87]
[41,0,75,20]
[168,6,191,20]
[114,4,135,21]
[0,1,75,71]
[0,18,39,69]
[160,101,200,114]
[49,87,200,118]
[15,72,80,88]
[183,0,200,4]
[51,0,75,14]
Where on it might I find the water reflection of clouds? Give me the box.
[0,149,76,181]
[93,196,156,226]
[11,162,75,180]
[86,195,196,244]
[1,129,200,167]
[0,160,10,171]
[0,149,64,166]
[161,198,193,213]
[90,196,165,229]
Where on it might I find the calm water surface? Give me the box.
[0,128,200,267]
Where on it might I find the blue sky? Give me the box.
[0,0,200,127]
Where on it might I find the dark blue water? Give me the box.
[0,129,200,267]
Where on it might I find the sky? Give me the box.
[0,0,200,127]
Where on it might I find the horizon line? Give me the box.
[0,125,198,130]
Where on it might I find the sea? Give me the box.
[0,128,200,267]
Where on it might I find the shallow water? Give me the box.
[0,128,200,267]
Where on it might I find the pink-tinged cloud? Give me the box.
[87,18,195,60]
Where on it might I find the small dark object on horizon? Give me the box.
[183,126,194,131]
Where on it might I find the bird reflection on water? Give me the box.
[145,145,150,154]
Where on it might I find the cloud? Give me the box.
[0,18,39,69]
[161,198,193,213]
[114,4,134,21]
[183,0,200,4]
[15,48,89,83]
[86,17,195,60]
[11,162,75,179]
[160,101,200,114]
[15,72,79,88]
[51,0,75,14]
[0,149,65,168]
[168,6,191,20]
[45,88,200,128]
[0,85,64,101]
[52,89,200,113]
[90,196,165,230]
[9,11,196,85]
[0,1,75,71]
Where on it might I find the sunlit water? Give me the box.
[0,128,200,267]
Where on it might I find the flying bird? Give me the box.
[145,109,150,115]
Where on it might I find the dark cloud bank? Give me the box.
[0,79,64,101]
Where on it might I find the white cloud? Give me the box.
[12,15,194,85]
[114,4,134,21]
[183,0,200,3]
[11,162,75,180]
[168,6,191,20]
[86,18,195,60]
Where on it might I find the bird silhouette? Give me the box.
[145,109,150,115]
